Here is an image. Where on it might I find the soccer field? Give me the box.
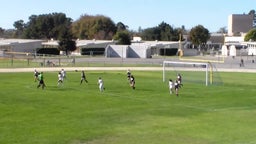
[0,70,256,144]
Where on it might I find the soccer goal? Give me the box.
[163,61,216,86]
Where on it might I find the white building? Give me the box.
[0,39,44,55]
[0,38,180,58]
[42,39,115,55]
[246,42,256,56]
[224,36,245,46]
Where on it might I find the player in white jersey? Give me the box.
[57,72,63,86]
[61,69,66,80]
[97,77,104,92]
[168,79,174,94]
[34,69,39,82]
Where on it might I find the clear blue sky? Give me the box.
[1,0,255,32]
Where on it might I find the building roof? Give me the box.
[1,38,180,49]
[132,40,179,47]
[76,39,115,47]
[0,38,44,46]
[41,39,115,47]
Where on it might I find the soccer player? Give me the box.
[57,71,63,86]
[97,77,104,92]
[130,75,135,90]
[80,70,88,84]
[61,69,66,80]
[127,69,131,80]
[177,73,183,87]
[168,79,174,94]
[34,69,39,82]
[37,72,46,89]
[174,80,180,96]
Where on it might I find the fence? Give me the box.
[0,54,164,68]
[1,53,255,69]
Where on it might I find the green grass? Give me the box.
[0,71,256,144]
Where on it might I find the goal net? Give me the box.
[163,61,222,86]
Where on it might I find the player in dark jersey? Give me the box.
[177,73,183,87]
[130,75,135,90]
[80,70,88,84]
[174,80,180,96]
[127,69,131,80]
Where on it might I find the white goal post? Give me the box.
[163,61,211,86]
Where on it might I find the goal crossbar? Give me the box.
[163,61,210,86]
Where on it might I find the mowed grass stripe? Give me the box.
[0,71,255,144]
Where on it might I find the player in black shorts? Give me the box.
[174,80,180,96]
[177,73,183,87]
[37,72,46,89]
[80,70,88,85]
[130,75,135,90]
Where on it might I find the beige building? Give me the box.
[228,14,254,36]
[0,39,44,55]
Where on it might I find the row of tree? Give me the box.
[0,13,210,50]
[0,10,255,54]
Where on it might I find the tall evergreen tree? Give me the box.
[13,20,25,38]
[113,30,131,45]
[58,28,76,55]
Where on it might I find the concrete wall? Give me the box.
[127,45,151,58]
[229,45,237,56]
[182,48,198,56]
[222,45,228,56]
[11,41,43,53]
[105,45,151,58]
[0,39,44,54]
[105,45,128,58]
